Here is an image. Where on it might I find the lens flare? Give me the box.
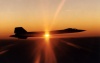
[33,33,57,63]
[50,0,66,29]
[44,43,57,63]
[33,0,66,63]
[44,31,50,43]
[44,33,50,40]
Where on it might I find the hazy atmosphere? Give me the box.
[0,0,100,38]
[0,1,100,63]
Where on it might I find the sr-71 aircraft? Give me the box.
[10,27,86,39]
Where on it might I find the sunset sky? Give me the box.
[0,0,100,39]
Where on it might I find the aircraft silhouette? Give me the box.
[10,27,86,39]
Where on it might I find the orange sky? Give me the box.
[0,0,100,39]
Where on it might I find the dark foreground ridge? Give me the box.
[0,37,100,63]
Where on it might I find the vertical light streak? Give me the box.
[34,0,65,63]
[50,0,66,29]
[39,0,50,31]
[33,41,44,63]
[44,41,57,63]
[44,32,57,63]
[34,54,41,63]
[33,39,57,63]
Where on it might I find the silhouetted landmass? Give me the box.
[0,37,100,63]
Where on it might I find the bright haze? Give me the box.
[0,0,100,39]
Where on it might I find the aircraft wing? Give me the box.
[49,28,85,34]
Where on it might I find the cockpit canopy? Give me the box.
[64,28,78,30]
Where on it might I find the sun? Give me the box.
[44,32,50,42]
[45,33,50,38]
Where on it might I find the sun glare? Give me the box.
[45,33,50,38]
[44,32,50,43]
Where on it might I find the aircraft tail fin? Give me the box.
[14,27,27,34]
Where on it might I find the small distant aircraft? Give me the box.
[10,27,86,39]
